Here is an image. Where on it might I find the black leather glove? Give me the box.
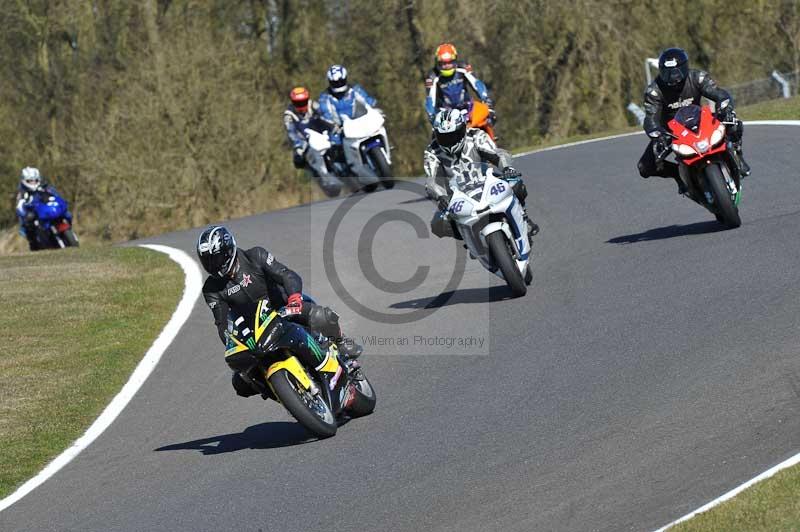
[653,134,671,158]
[436,196,449,212]
[716,106,735,124]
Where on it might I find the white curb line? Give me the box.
[0,244,202,513]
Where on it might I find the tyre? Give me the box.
[63,229,79,247]
[345,371,376,418]
[368,146,394,188]
[269,369,337,438]
[486,231,527,297]
[704,163,741,228]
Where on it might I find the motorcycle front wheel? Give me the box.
[704,163,741,228]
[368,147,394,188]
[345,370,376,418]
[63,229,79,247]
[269,369,337,438]
[486,231,527,297]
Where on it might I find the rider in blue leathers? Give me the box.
[15,167,60,251]
[424,43,494,124]
[318,65,380,149]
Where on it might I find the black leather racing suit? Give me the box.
[202,246,355,396]
[637,69,747,181]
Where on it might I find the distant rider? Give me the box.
[283,86,343,197]
[424,43,494,125]
[318,64,381,164]
[15,167,58,251]
[638,47,750,193]
[424,109,539,240]
[198,226,363,398]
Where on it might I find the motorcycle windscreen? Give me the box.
[674,105,702,132]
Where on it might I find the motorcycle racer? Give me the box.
[424,43,494,124]
[283,86,343,197]
[197,226,363,398]
[637,47,750,192]
[424,109,539,240]
[318,65,381,146]
[15,167,59,250]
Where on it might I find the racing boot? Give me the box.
[336,336,363,360]
[731,144,751,179]
[673,176,687,195]
[523,212,539,239]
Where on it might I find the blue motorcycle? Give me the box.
[16,188,79,250]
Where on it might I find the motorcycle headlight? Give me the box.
[710,124,725,147]
[672,143,697,156]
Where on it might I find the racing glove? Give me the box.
[716,106,735,124]
[284,292,303,316]
[436,196,450,213]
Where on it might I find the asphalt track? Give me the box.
[2,125,799,531]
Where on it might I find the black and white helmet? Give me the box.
[20,167,42,192]
[197,226,237,278]
[327,64,349,95]
[433,109,468,156]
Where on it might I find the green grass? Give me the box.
[738,95,800,120]
[670,467,800,531]
[0,246,182,499]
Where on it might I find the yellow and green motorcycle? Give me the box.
[224,299,376,438]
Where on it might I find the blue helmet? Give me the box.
[327,64,349,94]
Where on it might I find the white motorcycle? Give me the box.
[446,163,532,296]
[340,104,395,191]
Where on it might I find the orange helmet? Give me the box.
[435,43,458,77]
[289,86,310,113]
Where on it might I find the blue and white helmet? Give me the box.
[433,109,468,156]
[20,167,42,192]
[327,64,349,94]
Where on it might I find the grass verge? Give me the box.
[0,246,182,499]
[669,466,800,531]
[738,95,800,120]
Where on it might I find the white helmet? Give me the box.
[20,167,42,192]
[433,109,468,156]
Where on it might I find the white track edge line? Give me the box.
[0,244,202,513]
[652,118,800,531]
[653,453,800,531]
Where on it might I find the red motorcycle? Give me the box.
[659,104,742,228]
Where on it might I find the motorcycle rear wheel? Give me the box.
[486,231,527,297]
[704,163,741,228]
[269,369,337,438]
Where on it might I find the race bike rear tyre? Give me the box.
[486,231,527,297]
[269,369,337,438]
[704,163,741,228]
[346,372,377,418]
[367,146,393,181]
[63,229,79,247]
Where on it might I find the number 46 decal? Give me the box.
[490,182,506,195]
[450,200,465,214]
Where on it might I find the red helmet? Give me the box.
[435,43,458,77]
[290,86,310,113]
